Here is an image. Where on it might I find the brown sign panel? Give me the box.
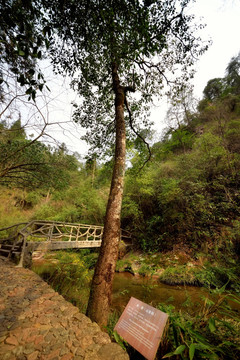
[114,297,168,360]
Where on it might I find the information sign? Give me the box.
[114,297,168,360]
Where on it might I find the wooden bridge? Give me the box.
[0,220,132,267]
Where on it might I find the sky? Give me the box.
[151,0,240,134]
[192,0,240,97]
[23,0,240,158]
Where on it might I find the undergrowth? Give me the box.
[158,290,240,360]
[32,251,96,312]
[107,290,240,360]
[159,262,240,292]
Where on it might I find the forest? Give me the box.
[1,53,240,359]
[1,53,240,259]
[1,1,240,359]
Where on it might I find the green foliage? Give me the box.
[33,186,107,224]
[202,52,240,105]
[121,196,142,225]
[33,251,92,312]
[33,203,55,220]
[162,128,195,154]
[122,100,240,252]
[0,153,110,228]
[225,119,240,153]
[0,186,31,228]
[63,180,107,224]
[24,191,41,207]
[41,0,207,156]
[0,120,78,190]
[159,262,240,291]
[0,0,50,99]
[138,263,153,277]
[160,266,200,286]
[203,78,226,101]
[158,178,183,205]
[225,52,240,96]
[158,293,240,360]
[115,259,132,273]
[197,265,240,292]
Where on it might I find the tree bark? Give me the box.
[86,63,126,328]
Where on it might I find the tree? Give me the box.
[0,0,78,189]
[0,0,55,186]
[165,85,198,137]
[203,78,226,101]
[0,119,78,190]
[225,52,240,95]
[202,53,240,102]
[0,0,50,100]
[41,0,208,327]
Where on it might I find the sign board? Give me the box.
[114,297,168,360]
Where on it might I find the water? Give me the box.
[32,259,240,315]
[112,272,211,314]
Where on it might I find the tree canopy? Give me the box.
[226,52,240,95]
[42,0,208,154]
[0,0,50,100]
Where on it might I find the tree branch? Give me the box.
[0,94,26,118]
[124,95,151,170]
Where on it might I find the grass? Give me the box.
[157,291,240,360]
[32,251,93,313]
[0,187,33,229]
[158,261,240,292]
[159,265,200,286]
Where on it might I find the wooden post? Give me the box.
[69,226,72,242]
[16,235,27,268]
[76,225,80,242]
[48,223,54,242]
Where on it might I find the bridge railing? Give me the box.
[0,220,132,243]
[0,222,28,243]
[18,220,104,243]
[0,220,132,267]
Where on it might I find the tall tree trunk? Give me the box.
[86,63,126,328]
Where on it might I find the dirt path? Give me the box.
[0,257,128,360]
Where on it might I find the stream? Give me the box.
[112,272,215,314]
[32,259,240,315]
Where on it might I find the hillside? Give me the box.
[1,55,240,262]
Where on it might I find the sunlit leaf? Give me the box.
[189,343,196,360]
[209,318,216,333]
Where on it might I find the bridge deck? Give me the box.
[30,240,102,250]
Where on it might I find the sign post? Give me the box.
[114,297,168,360]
